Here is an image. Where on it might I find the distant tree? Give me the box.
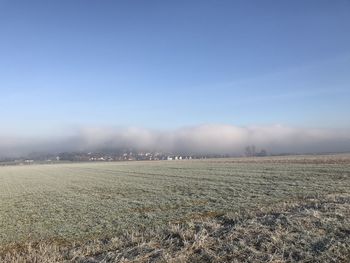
[245,145,261,157]
[58,152,75,161]
[245,146,251,157]
[245,145,256,157]
[251,145,256,156]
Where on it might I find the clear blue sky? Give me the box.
[1,0,350,136]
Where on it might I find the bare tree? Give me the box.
[245,145,256,157]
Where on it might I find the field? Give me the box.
[1,154,350,262]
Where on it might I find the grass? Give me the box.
[1,154,350,262]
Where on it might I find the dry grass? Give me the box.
[1,155,350,245]
[1,154,350,262]
[1,194,350,262]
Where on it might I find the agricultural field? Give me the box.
[1,154,350,262]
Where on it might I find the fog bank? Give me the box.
[1,124,350,158]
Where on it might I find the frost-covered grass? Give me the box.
[2,194,350,262]
[0,154,350,261]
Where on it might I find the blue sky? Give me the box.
[1,0,350,136]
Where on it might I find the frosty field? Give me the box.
[1,155,350,245]
[1,155,350,262]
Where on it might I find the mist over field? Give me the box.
[1,124,350,158]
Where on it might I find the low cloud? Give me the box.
[0,124,350,158]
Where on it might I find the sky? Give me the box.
[0,1,350,156]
